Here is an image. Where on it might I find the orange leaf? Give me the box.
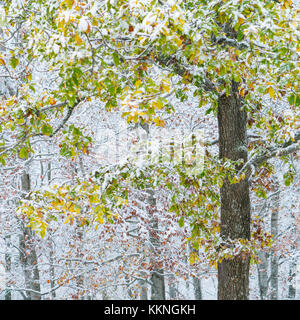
[49,97,56,105]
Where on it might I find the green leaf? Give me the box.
[288,93,295,105]
[41,124,53,136]
[10,57,19,69]
[19,147,29,159]
[112,51,120,66]
[178,216,185,228]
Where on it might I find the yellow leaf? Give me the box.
[240,173,246,180]
[153,117,165,127]
[153,100,163,110]
[284,0,292,8]
[238,17,245,25]
[206,203,214,211]
[37,210,43,218]
[75,32,83,45]
[0,58,5,66]
[161,81,171,93]
[232,176,238,184]
[66,0,74,8]
[176,38,183,46]
[57,20,66,33]
[135,79,141,88]
[86,23,91,34]
[171,4,176,13]
[98,217,104,224]
[268,86,275,99]
[189,253,195,265]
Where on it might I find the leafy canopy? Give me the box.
[1,0,299,263]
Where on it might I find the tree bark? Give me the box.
[189,245,202,300]
[193,275,202,300]
[217,81,251,300]
[257,250,269,300]
[19,173,41,300]
[4,233,11,300]
[287,257,296,299]
[257,199,270,300]
[270,177,279,300]
[47,161,56,299]
[139,278,148,300]
[147,189,166,300]
[49,237,56,299]
[168,274,177,299]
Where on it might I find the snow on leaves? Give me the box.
[1,0,299,270]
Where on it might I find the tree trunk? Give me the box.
[49,237,56,299]
[188,245,202,300]
[217,81,251,300]
[288,257,296,299]
[287,197,297,299]
[47,161,56,299]
[4,234,11,300]
[75,227,85,299]
[257,250,269,300]
[147,188,166,300]
[257,200,269,300]
[19,173,41,300]
[270,178,279,300]
[168,274,177,299]
[139,278,148,300]
[193,275,202,300]
[137,125,165,300]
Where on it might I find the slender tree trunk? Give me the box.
[188,245,202,300]
[19,173,41,300]
[135,124,165,300]
[19,227,41,300]
[49,237,56,299]
[147,188,166,300]
[139,278,148,300]
[287,198,297,299]
[75,227,85,299]
[193,275,202,300]
[168,275,177,299]
[102,288,109,300]
[257,250,269,300]
[270,178,279,300]
[217,81,251,300]
[46,160,56,299]
[257,201,269,300]
[288,257,296,299]
[4,234,11,300]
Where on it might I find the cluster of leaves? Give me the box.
[2,0,298,134]
[18,149,274,265]
[1,0,299,269]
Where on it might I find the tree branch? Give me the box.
[238,132,300,176]
[153,53,217,92]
